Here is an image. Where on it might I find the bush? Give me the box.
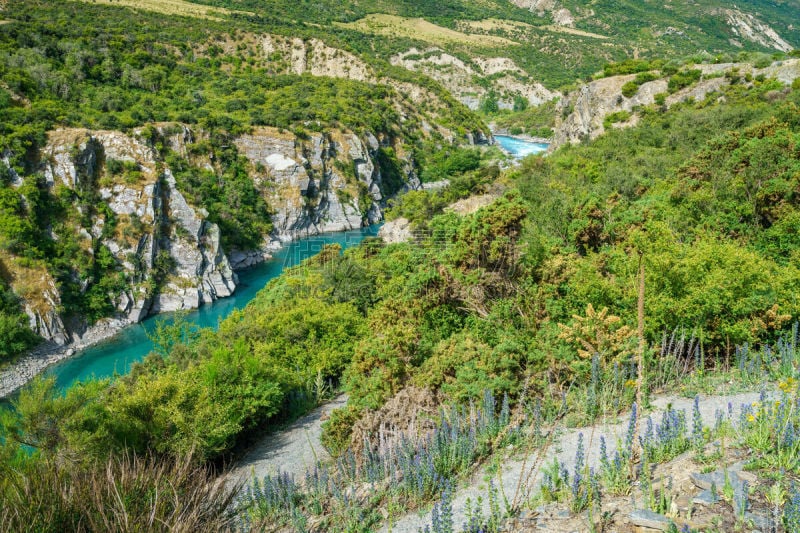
[603,110,632,129]
[320,404,362,456]
[622,81,639,98]
[667,69,702,93]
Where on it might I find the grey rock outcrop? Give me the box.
[9,121,426,346]
[392,48,558,111]
[378,217,413,244]
[24,279,69,346]
[552,59,800,149]
[151,171,237,313]
[235,127,402,241]
[27,128,239,342]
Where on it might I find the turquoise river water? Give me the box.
[39,226,379,392]
[494,135,549,158]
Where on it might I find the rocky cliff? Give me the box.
[35,128,237,342]
[234,127,411,241]
[391,48,559,111]
[552,59,800,149]
[719,8,793,52]
[7,123,424,345]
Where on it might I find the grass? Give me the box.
[338,14,519,48]
[0,452,239,532]
[540,25,609,39]
[0,251,58,318]
[74,0,251,20]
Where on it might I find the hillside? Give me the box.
[3,75,800,530]
[0,0,493,350]
[3,0,800,532]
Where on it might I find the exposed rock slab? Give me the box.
[629,509,672,531]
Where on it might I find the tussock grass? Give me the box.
[0,452,240,532]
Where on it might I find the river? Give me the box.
[494,135,549,158]
[40,226,379,392]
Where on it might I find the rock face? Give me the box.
[391,48,559,111]
[260,35,375,82]
[552,59,800,149]
[378,217,413,244]
[235,127,402,241]
[29,128,237,343]
[510,0,575,26]
[720,8,793,52]
[151,171,237,313]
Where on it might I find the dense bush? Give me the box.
[0,282,38,364]
[667,68,702,93]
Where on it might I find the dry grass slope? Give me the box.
[338,14,519,47]
[74,0,251,20]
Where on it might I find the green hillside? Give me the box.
[2,0,800,531]
[186,0,800,87]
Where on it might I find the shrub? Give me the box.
[622,81,639,98]
[603,110,632,129]
[321,404,362,456]
[667,69,702,93]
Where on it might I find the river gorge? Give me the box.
[0,226,378,399]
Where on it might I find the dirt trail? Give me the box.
[227,395,348,490]
[379,391,763,533]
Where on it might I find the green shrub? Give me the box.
[603,110,632,129]
[622,81,639,98]
[320,404,362,456]
[667,69,702,93]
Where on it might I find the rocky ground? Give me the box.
[226,389,773,532]
[378,391,764,532]
[227,395,349,492]
[0,319,132,397]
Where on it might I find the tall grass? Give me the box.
[0,452,239,532]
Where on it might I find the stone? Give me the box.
[692,468,750,516]
[378,217,413,244]
[692,489,719,505]
[745,512,771,531]
[629,509,672,531]
[690,470,734,491]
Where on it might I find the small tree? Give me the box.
[480,91,499,114]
